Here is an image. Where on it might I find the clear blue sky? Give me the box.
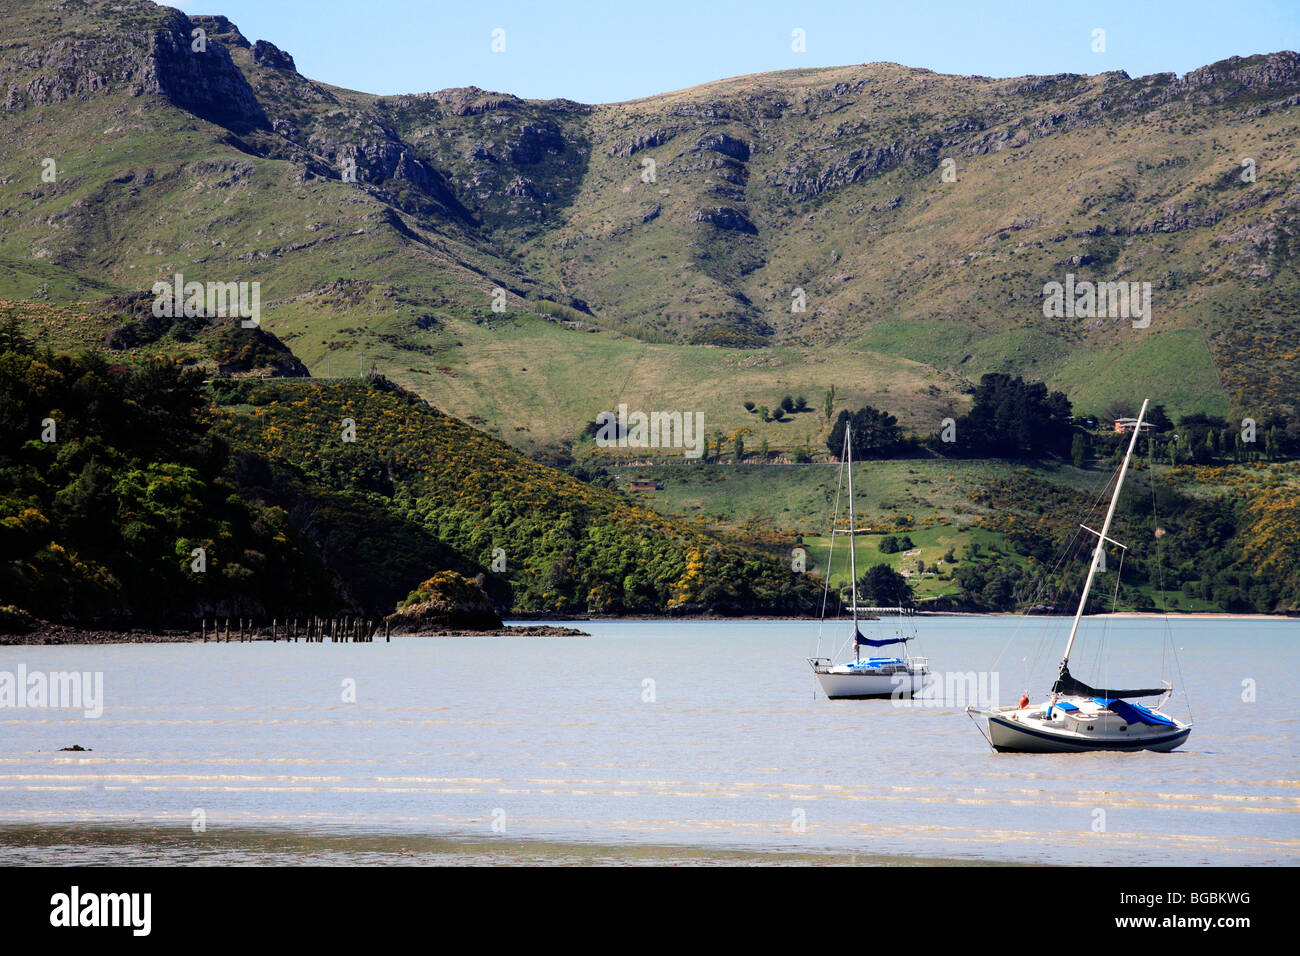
[172,0,1300,103]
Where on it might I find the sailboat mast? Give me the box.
[1060,398,1149,671]
[846,430,859,660]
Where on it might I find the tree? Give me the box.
[759,438,770,460]
[795,395,808,411]
[823,385,835,423]
[951,374,1073,458]
[780,395,795,413]
[856,564,915,607]
[1146,404,1174,433]
[1070,433,1091,469]
[743,400,755,412]
[827,406,905,458]
[734,434,744,461]
[0,315,30,353]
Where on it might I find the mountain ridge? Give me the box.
[3,1,1298,449]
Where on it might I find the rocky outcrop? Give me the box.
[251,40,296,72]
[385,571,504,632]
[696,132,750,162]
[141,10,269,133]
[428,86,521,116]
[508,123,566,164]
[691,206,757,233]
[189,16,252,50]
[608,126,689,157]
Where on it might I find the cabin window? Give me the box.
[1086,725,1094,731]
[1119,725,1127,731]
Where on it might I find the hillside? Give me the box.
[2,0,1299,455]
[0,333,822,625]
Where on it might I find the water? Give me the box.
[0,617,1296,865]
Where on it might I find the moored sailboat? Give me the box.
[808,429,929,699]
[966,399,1191,752]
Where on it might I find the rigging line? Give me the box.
[1003,461,1120,677]
[989,513,1088,681]
[966,709,996,752]
[815,450,846,658]
[990,502,1092,670]
[1146,441,1192,721]
[1095,547,1127,689]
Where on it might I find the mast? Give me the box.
[1060,398,1148,676]
[846,430,859,661]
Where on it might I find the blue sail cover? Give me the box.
[854,629,910,647]
[1094,698,1177,728]
[847,657,906,669]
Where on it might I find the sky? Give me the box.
[170,0,1300,103]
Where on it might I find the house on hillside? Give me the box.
[1113,418,1154,434]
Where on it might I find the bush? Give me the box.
[0,604,36,635]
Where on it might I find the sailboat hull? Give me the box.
[814,670,927,700]
[985,712,1191,753]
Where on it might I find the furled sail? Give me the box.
[854,628,910,647]
[1052,663,1166,699]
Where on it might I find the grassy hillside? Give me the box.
[1,0,1298,446]
[614,454,1300,613]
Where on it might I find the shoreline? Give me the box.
[0,821,1025,867]
[0,622,589,646]
[1,610,1292,645]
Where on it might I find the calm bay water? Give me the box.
[0,617,1295,865]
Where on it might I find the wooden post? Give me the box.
[201,619,207,642]
[224,617,230,642]
[385,619,391,642]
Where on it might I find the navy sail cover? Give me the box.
[854,629,910,647]
[1052,663,1166,699]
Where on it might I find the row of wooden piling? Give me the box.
[199,617,392,643]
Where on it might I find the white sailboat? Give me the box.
[967,399,1192,753]
[808,429,929,699]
